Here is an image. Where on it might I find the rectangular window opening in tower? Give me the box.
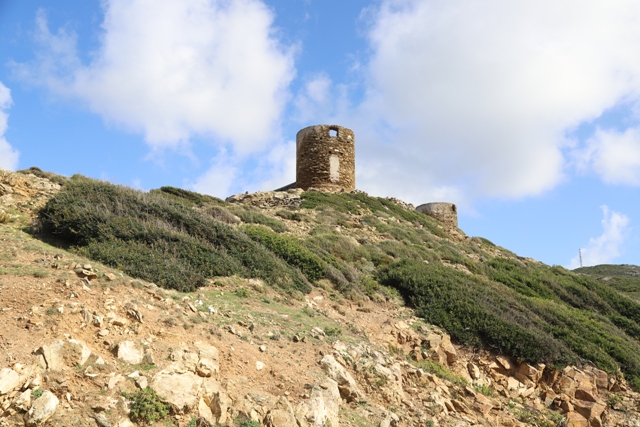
[329,129,338,137]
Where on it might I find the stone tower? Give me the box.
[296,125,355,192]
[416,202,458,227]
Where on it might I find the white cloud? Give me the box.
[575,127,640,185]
[0,82,19,171]
[190,140,296,198]
[16,0,295,153]
[254,140,297,191]
[569,206,630,268]
[355,0,640,204]
[190,149,240,198]
[293,74,333,123]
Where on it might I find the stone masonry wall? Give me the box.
[416,202,458,227]
[296,125,355,192]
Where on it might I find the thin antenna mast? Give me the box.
[579,249,583,268]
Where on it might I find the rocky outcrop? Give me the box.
[226,188,304,208]
[0,169,61,214]
[1,314,640,427]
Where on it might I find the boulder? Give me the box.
[26,390,59,426]
[14,389,32,411]
[554,375,577,397]
[201,377,231,425]
[0,368,21,395]
[320,355,363,402]
[40,339,92,371]
[517,362,542,383]
[573,399,606,423]
[295,379,341,427]
[575,388,598,402]
[150,370,201,413]
[565,411,589,427]
[194,342,220,377]
[373,363,404,401]
[116,341,143,365]
[467,363,481,380]
[440,336,458,365]
[198,397,215,425]
[265,396,297,427]
[495,356,514,371]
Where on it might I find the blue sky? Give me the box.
[1,0,639,268]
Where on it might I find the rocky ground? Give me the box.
[1,169,640,427]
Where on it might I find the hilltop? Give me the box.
[1,167,639,427]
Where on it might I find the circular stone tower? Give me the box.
[296,125,355,192]
[416,202,458,227]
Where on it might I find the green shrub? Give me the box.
[473,382,494,397]
[608,392,623,408]
[122,387,170,424]
[206,206,241,224]
[243,225,326,282]
[235,288,249,298]
[229,206,287,232]
[275,209,305,221]
[378,259,640,387]
[324,326,342,336]
[154,186,223,206]
[307,231,363,263]
[36,176,310,293]
[418,361,467,386]
[300,191,447,237]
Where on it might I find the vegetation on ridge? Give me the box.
[36,175,311,293]
[575,264,640,302]
[33,174,640,389]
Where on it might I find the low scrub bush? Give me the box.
[205,206,240,224]
[228,206,287,232]
[122,387,170,424]
[300,191,447,237]
[36,176,310,293]
[307,231,363,263]
[378,259,640,388]
[275,209,305,221]
[243,225,326,282]
[154,186,223,206]
[418,361,467,386]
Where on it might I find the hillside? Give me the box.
[575,265,640,302]
[1,167,640,427]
